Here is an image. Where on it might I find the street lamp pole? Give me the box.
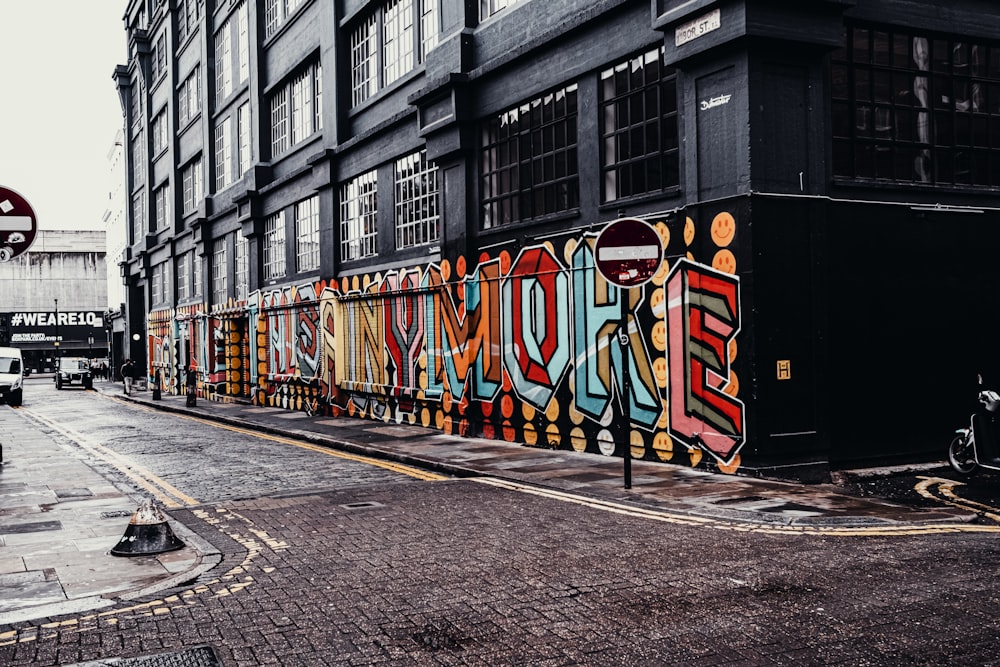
[53,298,60,359]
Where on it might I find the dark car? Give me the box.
[55,357,93,390]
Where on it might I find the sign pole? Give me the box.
[621,288,632,489]
[593,217,664,492]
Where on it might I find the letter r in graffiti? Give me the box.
[666,259,745,461]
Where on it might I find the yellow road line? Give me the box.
[119,398,448,482]
[474,477,1000,536]
[915,476,1000,523]
[26,409,198,508]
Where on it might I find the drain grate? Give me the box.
[340,501,384,510]
[63,644,223,666]
[101,510,135,520]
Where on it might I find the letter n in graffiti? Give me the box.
[666,259,745,461]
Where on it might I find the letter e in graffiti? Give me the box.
[666,259,745,461]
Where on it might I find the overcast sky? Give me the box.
[0,2,127,231]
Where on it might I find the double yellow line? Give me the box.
[27,405,446,510]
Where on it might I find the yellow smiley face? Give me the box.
[711,212,736,247]
[712,249,737,274]
[651,320,667,351]
[683,217,696,246]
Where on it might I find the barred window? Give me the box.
[212,237,228,306]
[193,253,202,297]
[131,190,146,243]
[833,26,1000,186]
[350,0,436,107]
[153,184,170,233]
[351,15,378,107]
[235,230,249,301]
[264,0,306,39]
[395,150,439,248]
[340,170,378,260]
[177,0,203,43]
[481,84,579,228]
[238,102,252,177]
[152,262,168,306]
[179,68,200,126]
[481,0,517,21]
[295,196,320,272]
[270,62,322,157]
[177,252,191,301]
[182,158,203,213]
[215,1,249,106]
[150,32,167,81]
[152,111,168,154]
[384,0,415,86]
[214,116,233,191]
[264,211,287,280]
[600,46,679,201]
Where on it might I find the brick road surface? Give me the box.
[3,476,999,666]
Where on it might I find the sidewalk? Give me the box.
[0,381,975,626]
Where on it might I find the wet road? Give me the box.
[2,379,1000,665]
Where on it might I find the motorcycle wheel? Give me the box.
[948,434,977,475]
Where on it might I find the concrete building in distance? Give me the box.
[115,0,1000,481]
[0,230,108,372]
[104,129,129,375]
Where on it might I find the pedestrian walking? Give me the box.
[121,359,135,395]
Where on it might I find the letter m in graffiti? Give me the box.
[666,259,745,462]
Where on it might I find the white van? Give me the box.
[0,346,24,406]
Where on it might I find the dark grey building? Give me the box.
[116,0,1000,480]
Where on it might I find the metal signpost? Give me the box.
[594,218,664,489]
[0,185,38,262]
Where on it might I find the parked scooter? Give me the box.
[948,375,1000,474]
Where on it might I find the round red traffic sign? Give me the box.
[594,217,663,288]
[0,185,38,262]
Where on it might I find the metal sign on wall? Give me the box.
[0,185,38,262]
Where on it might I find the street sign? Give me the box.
[0,185,38,262]
[594,217,663,288]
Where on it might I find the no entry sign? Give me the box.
[0,186,38,262]
[594,217,663,288]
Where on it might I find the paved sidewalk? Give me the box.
[0,381,975,626]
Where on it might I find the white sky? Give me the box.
[0,1,127,232]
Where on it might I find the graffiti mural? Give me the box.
[149,209,746,472]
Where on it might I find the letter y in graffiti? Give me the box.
[666,259,745,462]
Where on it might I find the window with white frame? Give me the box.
[340,170,378,260]
[264,0,306,39]
[182,157,203,213]
[384,0,415,86]
[178,68,200,126]
[131,190,146,243]
[215,117,232,190]
[212,237,228,306]
[152,262,169,306]
[395,150,439,248]
[177,0,203,43]
[270,61,322,157]
[351,15,378,107]
[193,253,203,297]
[130,77,143,128]
[150,32,167,81]
[264,211,287,280]
[235,230,249,301]
[350,1,437,107]
[153,184,170,232]
[177,251,191,301]
[481,0,518,20]
[214,1,249,105]
[131,130,145,184]
[214,104,250,191]
[152,110,168,154]
[238,102,252,176]
[295,195,320,272]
